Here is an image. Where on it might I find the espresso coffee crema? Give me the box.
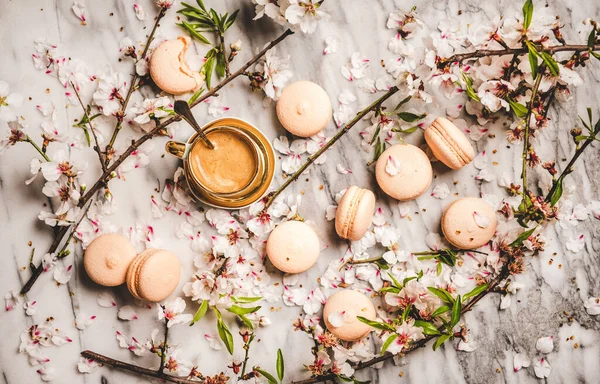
[189,130,257,194]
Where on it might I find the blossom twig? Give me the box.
[80,350,199,384]
[521,69,544,197]
[158,320,169,373]
[291,266,511,384]
[19,28,295,294]
[25,135,51,162]
[104,6,168,164]
[263,86,400,209]
[19,198,94,294]
[70,81,106,171]
[440,44,600,66]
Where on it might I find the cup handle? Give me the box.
[165,141,187,159]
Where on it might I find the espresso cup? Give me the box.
[166,117,275,209]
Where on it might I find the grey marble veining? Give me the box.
[1,0,600,383]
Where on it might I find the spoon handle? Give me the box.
[174,100,215,150]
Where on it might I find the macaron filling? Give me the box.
[430,121,472,166]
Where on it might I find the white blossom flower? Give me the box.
[32,38,58,71]
[476,80,513,112]
[56,57,89,90]
[341,52,369,81]
[93,71,127,116]
[284,0,330,34]
[23,300,37,316]
[255,47,293,100]
[0,81,24,122]
[116,330,146,356]
[273,136,307,174]
[385,319,425,354]
[130,96,172,131]
[158,297,194,327]
[252,0,283,22]
[40,149,87,182]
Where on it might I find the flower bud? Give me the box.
[230,39,242,52]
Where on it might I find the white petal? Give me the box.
[53,265,73,284]
[205,333,223,350]
[336,164,352,174]
[97,292,117,307]
[117,305,138,320]
[533,358,551,378]
[473,211,491,228]
[338,89,356,105]
[77,357,100,373]
[133,4,146,20]
[327,311,346,327]
[535,336,554,354]
[584,297,600,315]
[513,353,530,371]
[431,183,450,199]
[385,155,401,176]
[325,205,337,221]
[75,312,96,330]
[473,151,488,170]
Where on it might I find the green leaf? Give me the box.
[401,304,412,323]
[190,300,208,326]
[588,28,597,50]
[528,48,538,79]
[215,52,226,77]
[431,305,450,317]
[356,316,395,332]
[195,0,207,11]
[510,226,537,247]
[433,333,451,351]
[436,261,442,276]
[397,111,426,123]
[549,178,563,206]
[217,318,234,355]
[225,9,239,30]
[73,124,91,147]
[508,99,529,118]
[202,55,216,89]
[450,295,462,327]
[381,333,398,354]
[402,276,417,285]
[414,320,441,335]
[231,296,263,304]
[387,272,403,290]
[462,73,480,101]
[522,0,533,30]
[369,123,382,144]
[227,305,261,316]
[178,21,211,44]
[427,287,455,304]
[394,96,411,111]
[591,51,600,60]
[540,51,560,76]
[255,368,278,384]
[393,126,419,134]
[463,284,488,301]
[188,88,205,104]
[379,286,401,294]
[237,313,254,330]
[276,349,284,381]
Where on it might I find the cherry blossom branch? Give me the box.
[158,320,170,373]
[292,266,511,384]
[20,28,295,294]
[70,81,106,171]
[521,69,544,197]
[80,350,200,384]
[263,86,400,210]
[218,32,231,77]
[20,198,94,294]
[25,135,50,162]
[439,44,600,66]
[104,6,168,164]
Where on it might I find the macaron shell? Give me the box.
[276,81,332,137]
[137,249,180,302]
[375,144,433,201]
[335,186,375,241]
[323,290,376,341]
[425,117,475,170]
[441,197,498,249]
[150,36,204,95]
[266,220,320,274]
[84,233,136,287]
[126,249,160,300]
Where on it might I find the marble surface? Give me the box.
[1,0,600,383]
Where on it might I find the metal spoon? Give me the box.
[174,100,215,150]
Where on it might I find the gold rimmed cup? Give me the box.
[166,117,275,209]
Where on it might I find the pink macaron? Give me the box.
[424,117,475,170]
[323,290,376,341]
[335,186,376,241]
[441,197,498,249]
[375,143,433,201]
[266,220,320,274]
[276,81,332,137]
[84,233,137,287]
[126,248,181,302]
[150,36,204,95]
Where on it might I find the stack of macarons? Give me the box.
[84,233,180,302]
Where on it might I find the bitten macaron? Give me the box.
[424,117,475,170]
[126,249,181,302]
[375,143,433,201]
[323,290,376,341]
[335,186,376,241]
[441,197,497,249]
[150,36,204,95]
[84,233,137,287]
[266,220,320,274]
[276,81,332,137]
